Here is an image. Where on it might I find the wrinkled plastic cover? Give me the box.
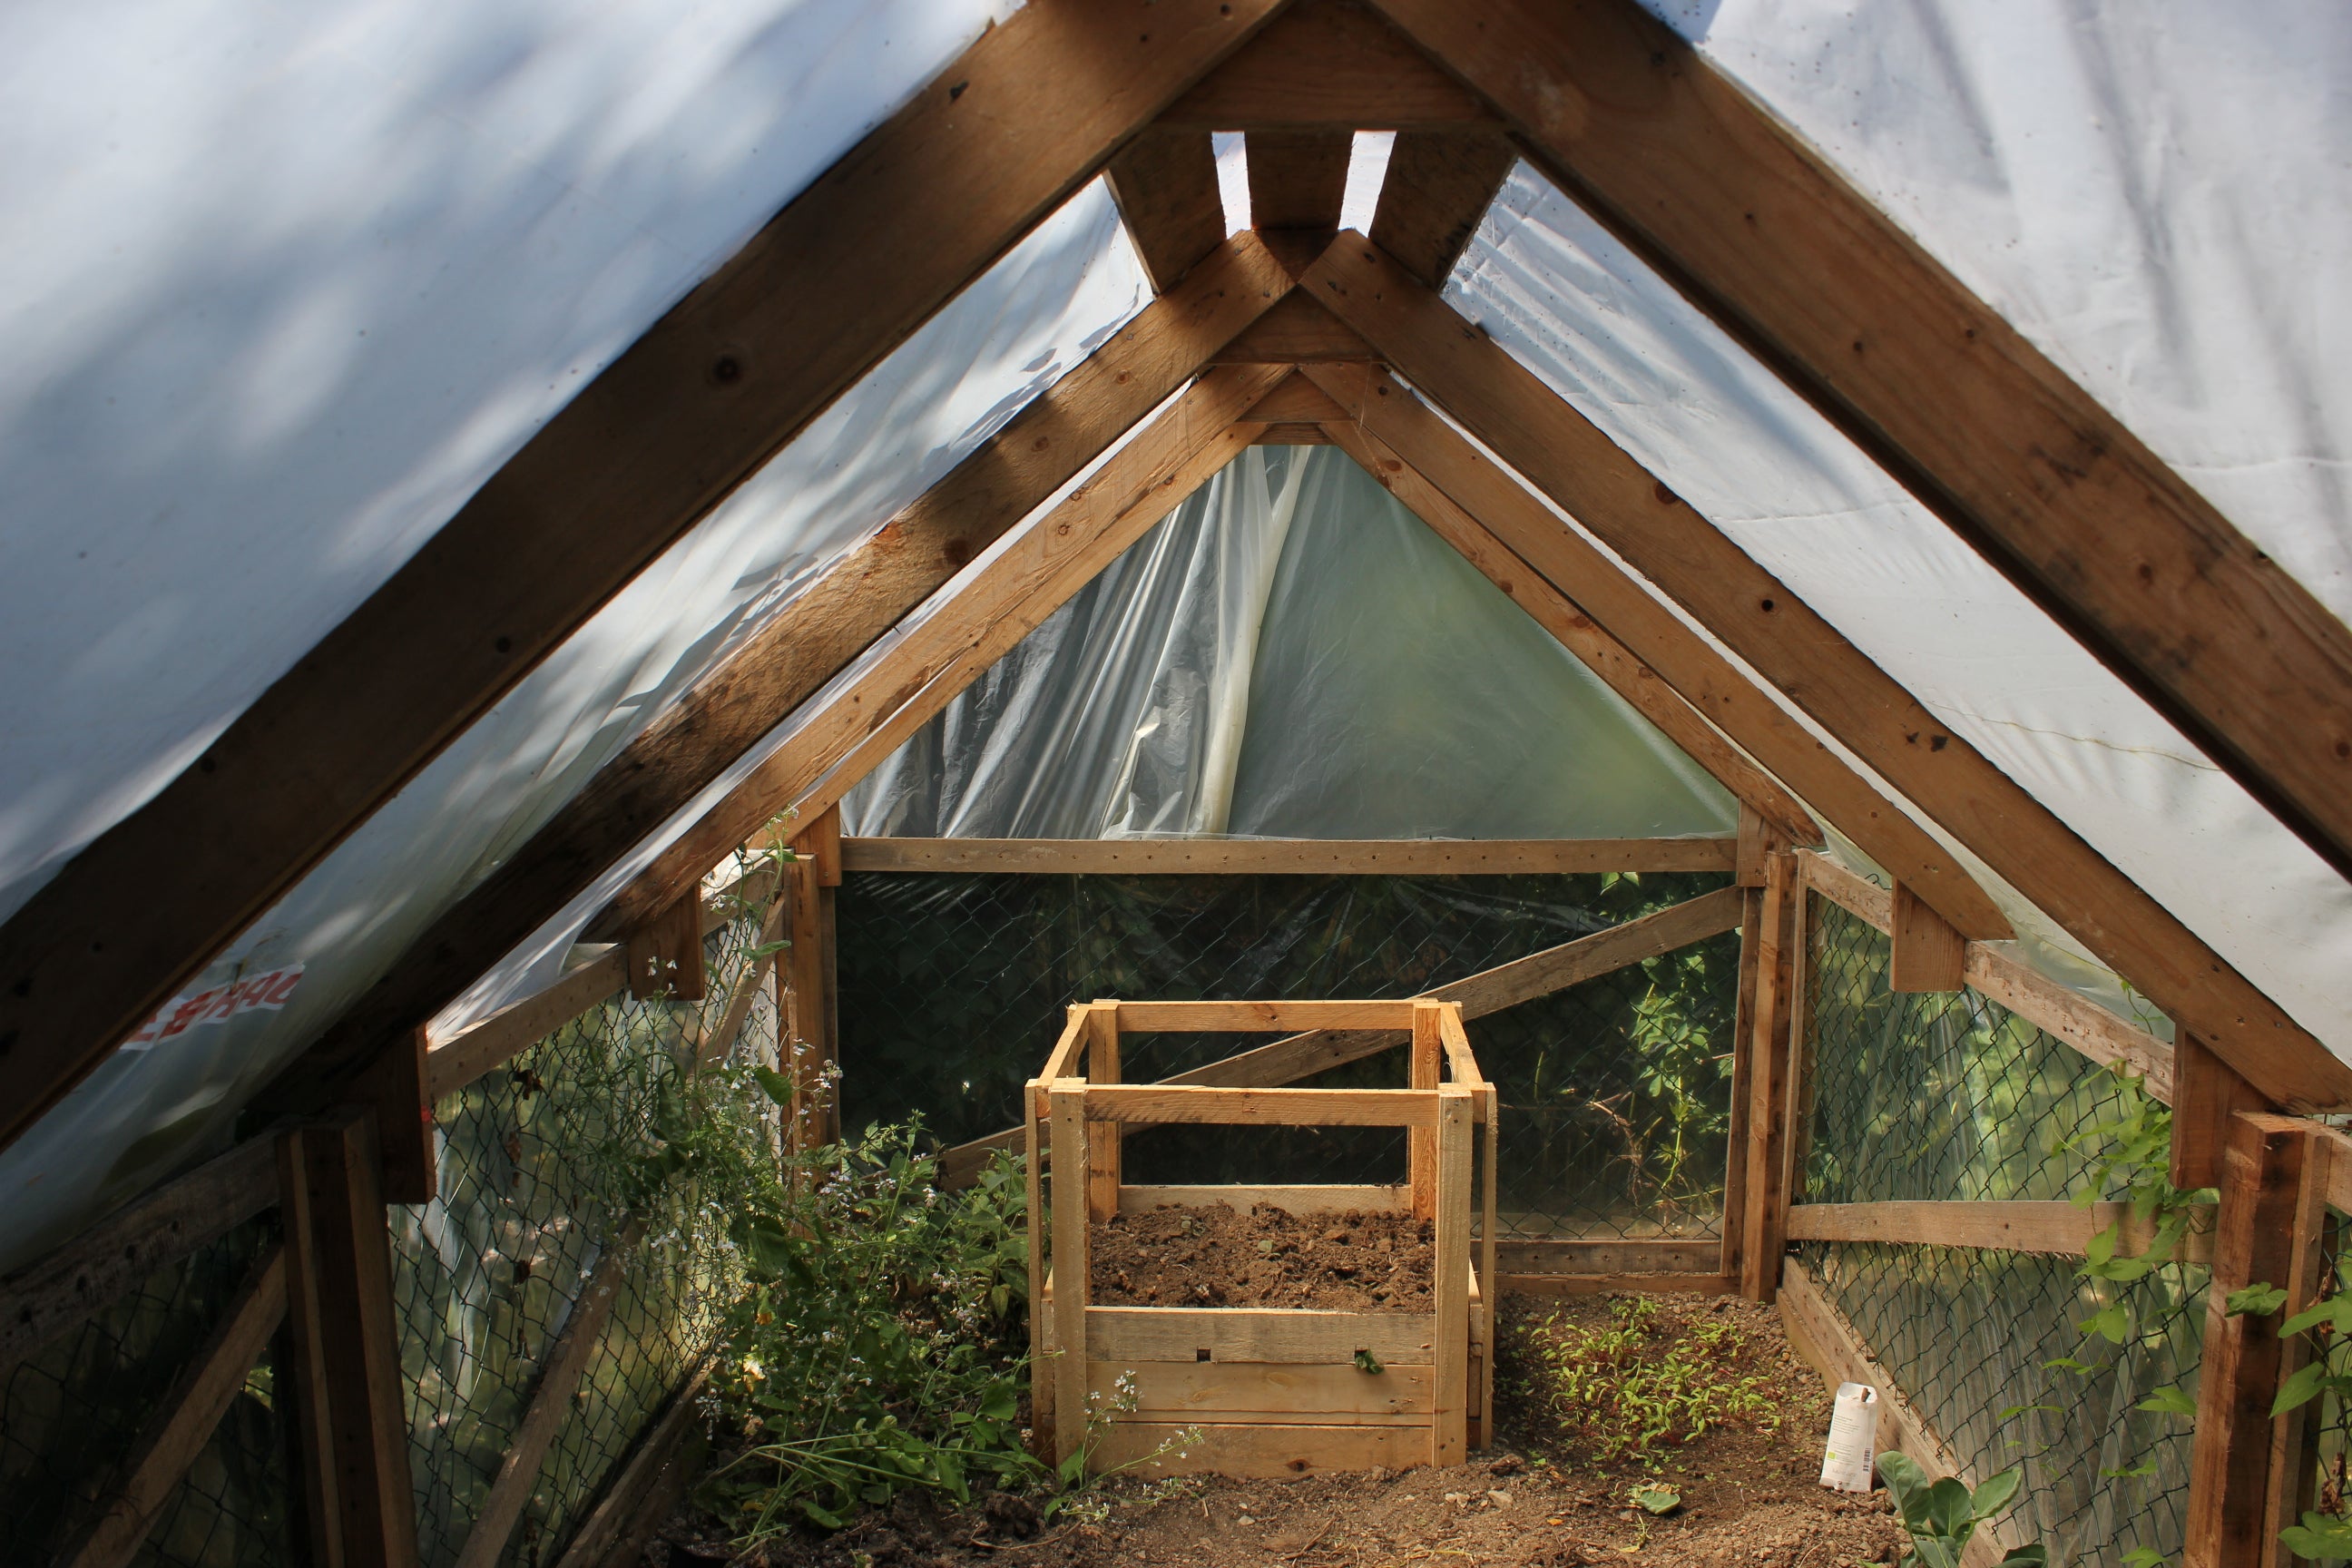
[845,446,1736,838]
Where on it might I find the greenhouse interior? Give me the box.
[5,2,2350,1565]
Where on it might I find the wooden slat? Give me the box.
[1081,1306,1435,1365]
[59,1246,287,1568]
[1088,1419,1428,1477]
[688,892,789,1074]
[1158,0,1490,132]
[1118,1184,1406,1215]
[1431,1088,1472,1466]
[1023,1073,1052,1461]
[1368,130,1515,287]
[1889,882,1965,994]
[1104,129,1227,292]
[842,835,1736,875]
[1086,1012,1122,1222]
[2171,1033,2273,1193]
[1739,852,1798,1300]
[0,0,1289,1153]
[2186,1114,2332,1568]
[550,1360,711,1568]
[1786,1200,2217,1264]
[1049,1083,1091,1466]
[780,857,833,1146]
[1373,0,2352,888]
[1797,851,1894,930]
[456,1213,646,1568]
[1244,128,1353,240]
[1778,1258,2019,1568]
[1116,998,1415,1032]
[292,1114,417,1568]
[0,1136,278,1377]
[1408,1004,1442,1220]
[1090,1359,1432,1420]
[944,887,1743,1184]
[1083,1085,1438,1128]
[265,255,1294,1131]
[1718,886,1763,1284]
[1304,253,2352,1112]
[1328,421,1818,843]
[1494,1239,1722,1276]
[1436,1005,1482,1088]
[425,948,626,1100]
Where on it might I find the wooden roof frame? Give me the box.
[5,0,2352,1153]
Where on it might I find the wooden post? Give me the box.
[625,887,706,1002]
[1480,1079,1499,1446]
[1734,802,1769,888]
[2185,1112,2330,1568]
[1024,1062,1053,1462]
[1888,882,1965,994]
[1719,887,1764,1283]
[1410,1001,1445,1220]
[1783,880,1818,1213]
[1084,1004,1122,1221]
[276,1133,345,1568]
[369,1026,436,1206]
[1048,1081,1091,1467]
[2172,1030,2273,1192]
[1432,1086,1473,1466]
[285,1112,418,1568]
[1739,852,1799,1301]
[782,854,830,1147]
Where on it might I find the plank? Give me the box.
[1157,0,1490,132]
[290,1114,417,1568]
[1086,1010,1122,1222]
[2171,1032,2272,1193]
[456,1213,647,1568]
[1243,128,1353,241]
[1436,1005,1483,1089]
[1081,1306,1435,1366]
[1327,423,1818,842]
[840,835,1737,875]
[1408,1005,1442,1220]
[1778,1258,2019,1568]
[1796,851,1894,931]
[1889,882,1965,994]
[1211,290,1373,363]
[0,0,1289,1154]
[2185,1114,2331,1568]
[1104,129,1227,292]
[1303,256,2352,1112]
[1368,130,1516,288]
[1738,852,1798,1300]
[1372,0,2352,888]
[624,887,706,1003]
[1089,1359,1433,1420]
[550,1360,712,1568]
[1088,1419,1428,1477]
[273,1132,342,1568]
[1083,1085,1437,1128]
[59,1246,287,1568]
[1494,1239,1722,1276]
[266,254,1295,1129]
[1115,998,1416,1032]
[1501,1272,1733,1298]
[1117,1184,1406,1215]
[1023,1074,1051,1461]
[0,1136,277,1377]
[424,947,626,1100]
[687,890,789,1073]
[780,857,833,1145]
[1785,1200,2217,1265]
[1431,1090,1472,1465]
[1718,887,1763,1284]
[1049,1083,1091,1465]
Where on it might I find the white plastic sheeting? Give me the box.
[0,181,1147,1275]
[845,446,1735,840]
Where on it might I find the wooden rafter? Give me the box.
[1367,131,1515,288]
[1298,236,2352,1111]
[0,0,1290,1152]
[1371,0,2352,887]
[1104,130,1227,292]
[1318,418,1818,842]
[260,250,1296,1112]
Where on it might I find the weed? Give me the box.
[1509,1296,1781,1465]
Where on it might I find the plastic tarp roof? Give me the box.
[1,0,2347,1266]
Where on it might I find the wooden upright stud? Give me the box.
[1717,887,1765,1284]
[1739,852,1799,1301]
[2171,1029,2273,1192]
[2185,1113,2330,1568]
[1048,1081,1092,1468]
[1409,1001,1446,1220]
[1431,1085,1473,1466]
[1084,1004,1122,1221]
[368,1025,436,1206]
[626,887,706,1002]
[1888,882,1965,994]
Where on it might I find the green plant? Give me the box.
[1876,1454,2045,1568]
[1512,1295,1780,1465]
[2217,1247,2352,1552]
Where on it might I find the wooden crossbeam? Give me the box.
[1105,130,1227,292]
[1367,131,1515,288]
[1787,1200,2217,1264]
[0,0,1287,1155]
[1156,0,1491,132]
[1322,419,1817,842]
[260,254,1296,1118]
[1300,240,2352,1112]
[1371,0,2352,890]
[1243,370,1353,424]
[839,836,1734,876]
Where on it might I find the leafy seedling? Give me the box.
[1629,1482,1681,1516]
[1877,1454,2046,1568]
[1353,1348,1385,1375]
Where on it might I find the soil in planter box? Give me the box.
[1087,1203,1434,1310]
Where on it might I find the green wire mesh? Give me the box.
[395,892,781,1568]
[0,1212,293,1566]
[834,868,1739,1239]
[1802,893,2200,1566]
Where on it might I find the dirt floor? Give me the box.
[1088,1203,1434,1311]
[641,1291,1913,1568]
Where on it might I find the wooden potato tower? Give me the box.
[1024,998,1495,1477]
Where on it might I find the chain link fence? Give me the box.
[1803,893,2200,1565]
[835,868,1739,1239]
[0,1211,293,1566]
[396,877,784,1568]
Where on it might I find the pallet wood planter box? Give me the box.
[1024,999,1494,1478]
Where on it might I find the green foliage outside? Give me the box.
[1504,1295,1782,1467]
[1877,1453,2046,1568]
